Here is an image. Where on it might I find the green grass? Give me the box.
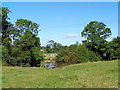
[2,60,118,88]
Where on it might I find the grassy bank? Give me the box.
[2,60,118,88]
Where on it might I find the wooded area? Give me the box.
[1,7,120,67]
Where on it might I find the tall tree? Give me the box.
[112,36,120,45]
[15,19,40,36]
[1,7,44,66]
[1,7,15,64]
[1,7,13,46]
[11,31,43,67]
[111,36,120,59]
[11,19,43,67]
[81,21,112,60]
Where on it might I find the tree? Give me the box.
[1,7,13,46]
[81,21,112,60]
[45,40,63,53]
[18,32,43,67]
[112,36,120,45]
[31,47,44,67]
[98,37,120,60]
[1,7,44,67]
[111,37,120,59]
[1,45,9,65]
[15,19,40,36]
[10,31,44,67]
[1,7,15,64]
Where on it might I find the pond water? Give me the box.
[41,62,69,69]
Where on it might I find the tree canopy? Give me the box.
[81,21,111,46]
[81,21,120,60]
[15,19,40,36]
[1,7,119,67]
[1,7,44,67]
[44,40,63,53]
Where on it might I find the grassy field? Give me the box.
[2,60,118,88]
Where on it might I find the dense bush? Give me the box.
[112,37,120,59]
[7,32,44,67]
[56,45,100,64]
[1,7,44,67]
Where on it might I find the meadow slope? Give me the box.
[2,60,118,88]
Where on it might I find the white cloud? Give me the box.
[67,18,75,22]
[56,17,63,21]
[61,34,78,39]
[56,17,75,22]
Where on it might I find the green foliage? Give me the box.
[1,45,8,66]
[45,40,63,53]
[1,7,119,67]
[1,7,13,47]
[31,47,44,67]
[1,7,11,32]
[1,7,16,66]
[111,36,120,59]
[81,21,112,60]
[112,36,120,45]
[1,7,44,67]
[81,21,111,41]
[15,19,40,35]
[116,47,120,59]
[10,31,44,67]
[81,21,120,60]
[56,45,100,64]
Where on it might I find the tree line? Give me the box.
[1,7,44,67]
[1,7,120,66]
[43,22,120,63]
[81,21,120,60]
[44,35,120,64]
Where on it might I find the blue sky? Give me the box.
[2,2,118,46]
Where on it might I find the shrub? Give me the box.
[116,47,120,59]
[56,45,100,64]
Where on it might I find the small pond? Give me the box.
[41,62,69,69]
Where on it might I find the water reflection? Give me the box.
[41,62,69,69]
[43,63,56,68]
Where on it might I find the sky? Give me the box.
[2,2,118,46]
[1,0,119,2]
